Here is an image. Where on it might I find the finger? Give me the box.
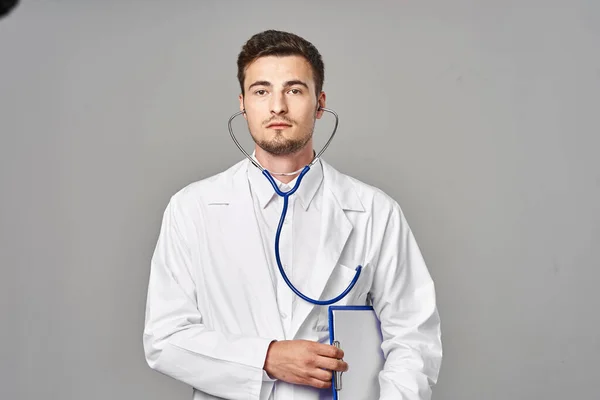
[313,343,344,359]
[307,366,332,382]
[305,376,332,390]
[315,355,348,372]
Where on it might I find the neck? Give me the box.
[254,142,314,184]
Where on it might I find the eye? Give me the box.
[254,89,267,96]
[288,88,302,95]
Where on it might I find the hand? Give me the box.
[263,340,348,389]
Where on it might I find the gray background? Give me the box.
[1,1,599,399]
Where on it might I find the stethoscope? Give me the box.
[228,106,362,305]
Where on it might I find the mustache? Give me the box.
[263,116,295,126]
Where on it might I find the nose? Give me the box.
[270,91,288,115]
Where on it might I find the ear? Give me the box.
[238,93,247,120]
[316,91,327,119]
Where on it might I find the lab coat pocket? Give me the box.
[314,263,368,332]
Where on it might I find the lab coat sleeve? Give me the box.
[371,203,442,400]
[143,197,275,400]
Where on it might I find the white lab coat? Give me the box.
[143,159,442,400]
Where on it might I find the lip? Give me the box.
[266,122,292,128]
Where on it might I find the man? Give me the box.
[143,30,442,400]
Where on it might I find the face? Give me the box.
[239,55,326,156]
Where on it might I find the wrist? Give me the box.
[263,340,277,376]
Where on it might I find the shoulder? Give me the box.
[169,159,246,209]
[321,159,401,215]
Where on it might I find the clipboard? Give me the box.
[328,305,385,400]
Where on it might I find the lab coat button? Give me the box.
[280,312,288,319]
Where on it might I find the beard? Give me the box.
[249,121,315,156]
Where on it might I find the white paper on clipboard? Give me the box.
[328,305,385,400]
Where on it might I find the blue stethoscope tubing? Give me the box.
[228,107,362,305]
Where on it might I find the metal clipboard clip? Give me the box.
[333,340,343,391]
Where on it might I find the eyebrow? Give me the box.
[247,80,310,90]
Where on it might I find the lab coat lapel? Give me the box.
[212,162,285,341]
[291,163,354,338]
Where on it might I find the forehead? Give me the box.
[244,55,314,88]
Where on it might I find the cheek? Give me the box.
[245,110,265,129]
[291,105,315,123]
[248,120,265,137]
[298,113,317,130]
[244,101,264,118]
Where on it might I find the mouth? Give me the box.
[266,122,292,129]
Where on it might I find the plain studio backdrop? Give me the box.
[1,1,599,399]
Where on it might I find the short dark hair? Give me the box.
[237,30,325,97]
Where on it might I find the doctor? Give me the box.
[143,30,442,400]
